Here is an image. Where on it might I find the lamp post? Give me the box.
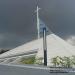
[43,27,47,66]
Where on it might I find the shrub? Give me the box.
[51,56,73,68]
[20,57,35,64]
[35,57,43,65]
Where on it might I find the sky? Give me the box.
[0,0,75,48]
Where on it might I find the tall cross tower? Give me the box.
[36,6,40,39]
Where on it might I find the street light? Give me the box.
[43,27,47,66]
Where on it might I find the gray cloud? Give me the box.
[66,35,75,46]
[0,0,75,48]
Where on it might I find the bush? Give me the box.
[51,56,73,68]
[20,57,35,64]
[35,57,43,65]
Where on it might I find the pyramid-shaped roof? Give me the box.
[0,33,75,61]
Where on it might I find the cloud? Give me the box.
[66,35,75,46]
[0,0,75,48]
[0,32,37,49]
